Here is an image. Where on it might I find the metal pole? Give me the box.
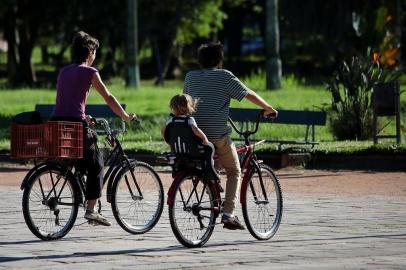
[126,0,140,88]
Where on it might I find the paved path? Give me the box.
[0,169,405,269]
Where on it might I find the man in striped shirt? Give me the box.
[184,43,278,230]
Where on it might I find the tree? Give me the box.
[265,0,281,89]
[220,0,264,62]
[2,0,45,86]
[126,0,140,88]
[140,0,225,85]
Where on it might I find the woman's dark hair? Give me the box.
[197,43,224,68]
[71,31,99,64]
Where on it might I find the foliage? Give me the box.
[255,140,406,156]
[177,0,226,44]
[325,56,403,140]
[117,140,406,156]
[1,76,404,151]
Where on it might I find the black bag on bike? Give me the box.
[12,111,43,125]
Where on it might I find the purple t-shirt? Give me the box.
[53,64,98,120]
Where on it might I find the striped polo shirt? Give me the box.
[184,68,249,140]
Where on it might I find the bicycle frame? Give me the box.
[104,136,143,204]
[237,140,266,203]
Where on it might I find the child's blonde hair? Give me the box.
[170,94,197,116]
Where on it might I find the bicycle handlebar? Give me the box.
[92,117,138,137]
[228,109,266,138]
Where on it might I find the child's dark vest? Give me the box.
[164,116,205,157]
[164,115,219,180]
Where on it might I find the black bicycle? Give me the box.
[20,118,164,240]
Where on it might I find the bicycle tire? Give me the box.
[168,174,217,248]
[22,165,79,240]
[242,163,283,240]
[111,161,164,234]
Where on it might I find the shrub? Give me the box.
[325,56,401,140]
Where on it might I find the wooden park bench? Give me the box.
[35,104,126,133]
[35,104,126,120]
[229,108,327,149]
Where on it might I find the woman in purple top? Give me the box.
[52,31,135,226]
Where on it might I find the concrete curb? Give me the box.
[1,152,405,171]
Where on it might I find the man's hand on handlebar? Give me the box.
[263,106,278,118]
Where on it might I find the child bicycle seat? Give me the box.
[164,116,219,180]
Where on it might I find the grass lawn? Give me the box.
[1,75,405,155]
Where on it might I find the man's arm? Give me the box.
[92,72,135,122]
[245,90,278,118]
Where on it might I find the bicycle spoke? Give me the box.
[37,177,46,201]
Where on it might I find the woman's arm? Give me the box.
[92,72,135,122]
[245,89,278,118]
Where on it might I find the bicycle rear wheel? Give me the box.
[22,165,79,240]
[111,161,164,234]
[168,175,217,248]
[242,164,282,240]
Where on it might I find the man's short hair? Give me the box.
[71,31,99,64]
[197,43,224,68]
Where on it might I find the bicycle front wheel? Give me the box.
[111,161,164,234]
[242,164,283,240]
[22,165,79,240]
[168,175,217,248]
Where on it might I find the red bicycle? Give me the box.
[166,110,283,248]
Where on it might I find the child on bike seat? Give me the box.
[51,31,135,226]
[162,94,219,181]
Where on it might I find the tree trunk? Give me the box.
[102,45,117,78]
[3,1,38,87]
[224,8,244,62]
[151,11,181,86]
[55,45,68,69]
[152,33,177,86]
[126,0,140,88]
[265,0,282,90]
[4,6,19,86]
[17,21,37,86]
[151,36,164,85]
[41,46,49,64]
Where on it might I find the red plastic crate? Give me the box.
[11,121,83,159]
[48,121,84,159]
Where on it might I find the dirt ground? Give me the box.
[1,163,405,196]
